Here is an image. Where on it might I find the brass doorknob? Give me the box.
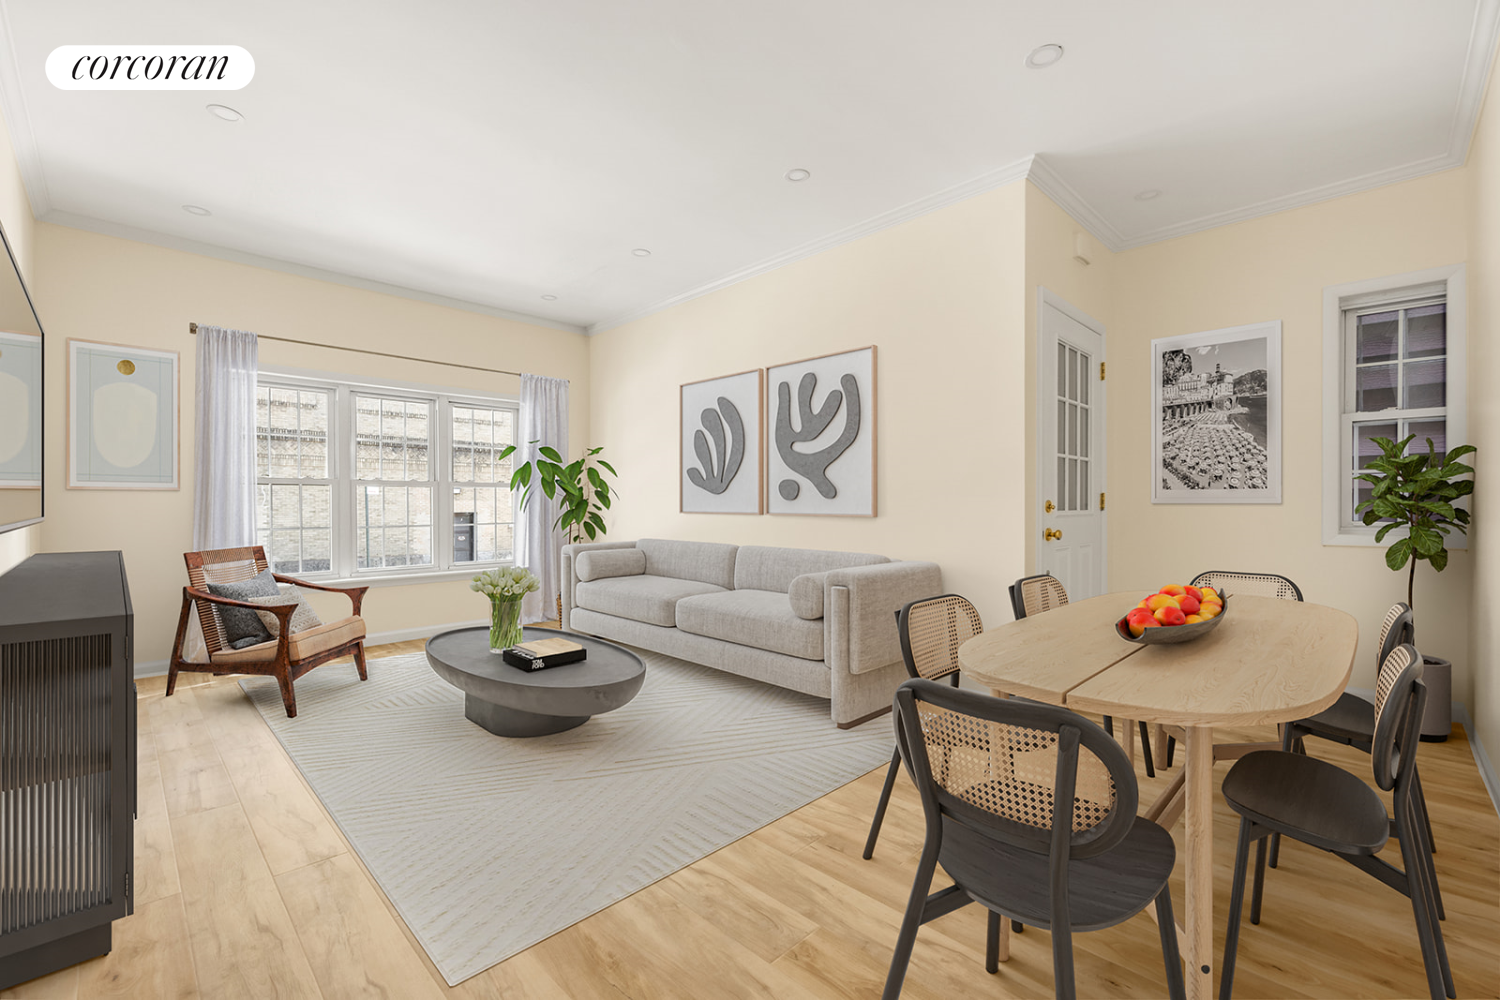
[1044,528,1063,541]
[1044,500,1056,513]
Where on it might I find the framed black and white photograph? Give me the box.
[681,368,763,514]
[1152,321,1280,504]
[767,346,876,517]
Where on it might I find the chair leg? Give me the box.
[1400,801,1451,1000]
[1139,720,1156,779]
[1249,836,1268,925]
[1220,817,1255,1000]
[985,909,1001,974]
[1013,920,1023,933]
[1406,799,1455,998]
[1155,887,1186,1000]
[1165,734,1175,768]
[1413,766,1437,854]
[1052,917,1076,1000]
[166,661,180,697]
[1103,715,1114,737]
[1269,724,1301,870]
[881,846,939,1000]
[276,667,298,719]
[354,641,369,681]
[1410,772,1445,921]
[863,748,902,860]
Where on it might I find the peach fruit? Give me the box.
[1154,606,1187,626]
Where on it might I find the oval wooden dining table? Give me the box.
[957,592,1358,1000]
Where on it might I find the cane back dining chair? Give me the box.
[167,545,370,717]
[1010,574,1159,778]
[1218,643,1452,1000]
[882,678,1184,1000]
[1270,603,1438,899]
[863,594,982,861]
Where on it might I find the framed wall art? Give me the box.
[766,346,876,516]
[681,368,763,514]
[0,330,42,491]
[68,339,180,490]
[1152,321,1281,504]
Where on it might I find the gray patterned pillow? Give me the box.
[248,586,323,638]
[207,569,280,647]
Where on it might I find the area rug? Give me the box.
[240,649,892,985]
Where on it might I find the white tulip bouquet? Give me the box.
[470,566,541,600]
[473,566,540,652]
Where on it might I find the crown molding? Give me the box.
[41,210,586,334]
[1024,155,1127,252]
[587,154,1035,334]
[0,0,51,217]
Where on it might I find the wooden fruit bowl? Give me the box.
[1114,593,1230,645]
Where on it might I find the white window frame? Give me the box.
[257,364,520,586]
[1321,264,1467,547]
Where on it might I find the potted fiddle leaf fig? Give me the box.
[1355,434,1475,607]
[499,442,618,544]
[1354,433,1475,741]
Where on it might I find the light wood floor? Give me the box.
[5,639,1497,1000]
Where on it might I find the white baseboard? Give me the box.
[133,618,489,679]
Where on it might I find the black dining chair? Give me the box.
[862,594,981,861]
[882,678,1184,1000]
[1269,603,1439,898]
[1010,573,1158,778]
[1218,643,1453,1000]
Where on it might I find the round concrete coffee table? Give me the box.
[425,626,646,737]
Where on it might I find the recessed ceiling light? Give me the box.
[631,248,651,257]
[206,104,243,122]
[785,168,811,182]
[541,294,557,301]
[1134,189,1163,201]
[1024,44,1065,69]
[181,204,211,216]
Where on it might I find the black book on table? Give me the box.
[502,638,587,672]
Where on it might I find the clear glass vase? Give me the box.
[489,596,524,653]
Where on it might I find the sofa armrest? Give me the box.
[825,561,943,675]
[561,540,639,630]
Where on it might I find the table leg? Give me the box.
[1184,725,1215,1000]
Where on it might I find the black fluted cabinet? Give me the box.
[0,552,135,990]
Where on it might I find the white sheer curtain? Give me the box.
[517,373,569,623]
[192,324,259,548]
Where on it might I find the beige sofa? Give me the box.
[561,538,942,727]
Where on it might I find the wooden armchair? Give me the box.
[167,545,369,717]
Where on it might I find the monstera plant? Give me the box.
[1354,434,1475,607]
[499,441,617,544]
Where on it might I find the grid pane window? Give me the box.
[255,387,333,574]
[356,485,433,569]
[452,405,517,563]
[1054,345,1091,511]
[1344,297,1450,524]
[355,395,430,481]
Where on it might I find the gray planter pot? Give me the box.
[1419,655,1452,742]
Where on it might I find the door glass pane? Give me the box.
[1067,348,1078,402]
[1078,351,1090,405]
[1356,364,1398,411]
[1057,343,1067,396]
[1080,408,1089,458]
[1356,311,1399,364]
[1067,403,1078,455]
[1057,457,1066,509]
[1081,460,1089,511]
[1403,359,1446,409]
[1405,304,1446,359]
[1056,400,1066,453]
[1069,458,1079,511]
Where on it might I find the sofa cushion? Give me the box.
[247,585,324,637]
[209,616,366,665]
[576,574,726,627]
[676,589,824,661]
[637,538,738,590]
[207,568,281,647]
[575,548,647,582]
[733,545,888,594]
[788,573,827,620]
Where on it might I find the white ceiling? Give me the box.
[0,0,1495,334]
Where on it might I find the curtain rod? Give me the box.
[187,322,551,380]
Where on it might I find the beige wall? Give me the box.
[1023,183,1116,571]
[34,224,588,667]
[1110,169,1473,699]
[1466,53,1500,777]
[587,182,1029,623]
[0,97,38,574]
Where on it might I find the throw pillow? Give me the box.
[788,572,827,620]
[575,548,647,582]
[247,585,323,638]
[207,569,281,648]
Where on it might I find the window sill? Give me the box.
[287,564,515,589]
[1323,530,1468,551]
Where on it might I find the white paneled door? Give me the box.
[1039,292,1107,599]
